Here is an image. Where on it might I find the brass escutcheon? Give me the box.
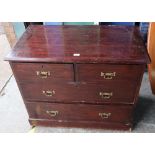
[46,110,58,117]
[99,112,111,119]
[101,72,116,79]
[42,90,55,96]
[36,71,50,78]
[99,92,113,99]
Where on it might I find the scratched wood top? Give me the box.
[5,25,150,64]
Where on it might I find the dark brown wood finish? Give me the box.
[5,25,150,64]
[20,82,137,104]
[77,64,144,83]
[5,25,150,131]
[26,102,133,123]
[11,62,74,83]
[29,119,132,130]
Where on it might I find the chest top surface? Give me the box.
[5,25,150,64]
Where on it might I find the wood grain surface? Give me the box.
[5,25,150,64]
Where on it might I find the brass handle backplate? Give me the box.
[99,112,111,119]
[46,110,58,117]
[42,90,55,96]
[36,71,50,78]
[99,92,113,99]
[101,72,116,79]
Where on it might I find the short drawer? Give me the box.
[26,102,133,123]
[20,82,136,104]
[77,64,144,83]
[10,62,74,83]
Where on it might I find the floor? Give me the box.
[0,28,30,132]
[0,72,155,133]
[0,34,12,91]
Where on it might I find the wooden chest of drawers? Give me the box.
[5,25,150,131]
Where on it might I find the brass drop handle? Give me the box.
[99,92,113,99]
[101,72,116,79]
[46,110,58,117]
[42,90,55,96]
[99,112,111,119]
[36,71,51,78]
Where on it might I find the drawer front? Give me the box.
[21,82,136,104]
[77,64,144,83]
[27,102,133,123]
[11,62,74,83]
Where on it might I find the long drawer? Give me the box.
[26,102,133,123]
[20,82,137,104]
[10,62,74,83]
